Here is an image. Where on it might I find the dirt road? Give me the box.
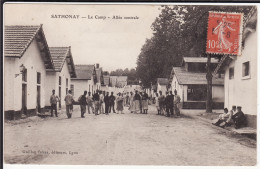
[4,105,256,165]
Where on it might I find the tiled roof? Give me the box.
[172,67,224,85]
[73,65,94,80]
[157,78,169,85]
[103,75,110,85]
[183,57,219,63]
[4,25,54,69]
[49,47,69,71]
[5,25,41,57]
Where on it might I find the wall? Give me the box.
[170,74,184,101]
[5,39,47,112]
[58,60,71,107]
[224,31,257,116]
[45,71,57,107]
[4,57,15,111]
[71,79,92,99]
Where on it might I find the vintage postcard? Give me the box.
[3,2,258,168]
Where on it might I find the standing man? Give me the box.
[78,91,87,118]
[86,92,94,114]
[165,91,171,117]
[99,90,105,114]
[109,92,116,113]
[174,89,181,117]
[50,89,60,117]
[64,90,74,118]
[93,90,100,115]
[158,91,165,116]
[142,91,149,114]
[104,92,110,115]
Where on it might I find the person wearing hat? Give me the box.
[64,90,74,118]
[50,89,60,117]
[109,92,116,113]
[232,106,247,129]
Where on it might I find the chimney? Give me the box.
[96,63,99,69]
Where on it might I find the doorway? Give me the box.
[37,86,41,113]
[59,86,61,109]
[22,84,27,115]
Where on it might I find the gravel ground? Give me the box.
[4,105,256,165]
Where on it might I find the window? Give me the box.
[59,76,61,85]
[242,61,250,77]
[175,81,176,88]
[229,67,234,79]
[22,69,27,82]
[187,85,207,101]
[37,72,41,84]
[66,78,68,87]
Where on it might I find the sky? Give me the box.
[4,3,162,72]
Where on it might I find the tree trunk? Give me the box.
[206,54,213,113]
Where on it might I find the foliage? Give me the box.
[136,5,252,88]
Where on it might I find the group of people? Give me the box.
[154,90,181,118]
[50,89,135,119]
[127,90,149,114]
[212,106,247,129]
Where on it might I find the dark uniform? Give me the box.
[232,108,247,129]
[165,94,173,117]
[109,95,116,113]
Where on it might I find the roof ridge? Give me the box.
[19,25,41,57]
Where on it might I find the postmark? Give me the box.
[206,11,243,55]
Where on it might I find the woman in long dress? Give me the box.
[133,90,141,113]
[116,92,124,114]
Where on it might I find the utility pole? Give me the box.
[206,54,213,113]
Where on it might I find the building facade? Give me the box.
[4,25,54,120]
[214,8,257,128]
[71,65,97,99]
[170,57,224,109]
[45,47,76,109]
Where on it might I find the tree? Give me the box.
[136,5,252,88]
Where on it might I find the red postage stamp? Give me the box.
[206,11,243,55]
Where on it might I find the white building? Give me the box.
[156,78,169,95]
[71,65,97,99]
[214,8,257,128]
[45,47,76,109]
[4,25,54,120]
[110,76,128,88]
[170,57,224,109]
